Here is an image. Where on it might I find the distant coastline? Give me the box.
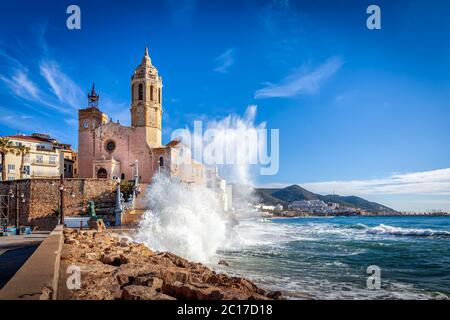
[267,211,450,218]
[245,184,448,217]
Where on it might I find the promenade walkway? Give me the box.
[0,232,49,289]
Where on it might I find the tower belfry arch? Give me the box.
[130,46,163,147]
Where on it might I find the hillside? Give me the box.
[254,185,397,214]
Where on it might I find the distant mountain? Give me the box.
[254,185,397,214]
[272,185,318,202]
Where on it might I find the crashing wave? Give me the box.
[134,175,228,263]
[366,224,450,238]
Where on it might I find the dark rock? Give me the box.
[88,219,106,232]
[218,260,230,267]
[162,282,224,300]
[100,254,129,266]
[267,290,282,299]
[122,285,175,300]
[65,239,79,245]
[133,276,163,291]
[62,227,271,301]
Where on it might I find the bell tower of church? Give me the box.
[130,46,163,147]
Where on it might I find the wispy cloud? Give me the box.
[166,0,198,25]
[64,118,78,128]
[214,48,235,74]
[0,38,83,114]
[303,168,450,196]
[255,57,343,99]
[39,60,84,109]
[0,107,36,133]
[0,106,74,143]
[260,0,293,34]
[102,97,130,126]
[0,70,40,100]
[259,168,450,197]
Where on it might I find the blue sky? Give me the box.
[0,0,449,211]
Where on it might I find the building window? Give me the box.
[23,165,30,175]
[158,88,161,104]
[24,155,30,163]
[105,140,116,153]
[159,156,164,167]
[36,155,44,164]
[138,84,143,101]
[121,173,125,180]
[7,176,15,181]
[49,156,56,165]
[150,85,154,101]
[7,164,15,173]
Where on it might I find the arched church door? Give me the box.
[97,168,108,179]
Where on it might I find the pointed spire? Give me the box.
[141,45,152,66]
[88,82,99,107]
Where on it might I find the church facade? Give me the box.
[78,48,205,185]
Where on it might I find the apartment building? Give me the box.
[1,133,77,180]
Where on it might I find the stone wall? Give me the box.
[0,179,116,231]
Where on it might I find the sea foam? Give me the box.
[366,224,450,238]
[134,175,228,263]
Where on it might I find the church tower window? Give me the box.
[158,88,161,104]
[150,85,154,101]
[138,84,143,101]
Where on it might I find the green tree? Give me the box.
[15,144,31,179]
[0,137,15,181]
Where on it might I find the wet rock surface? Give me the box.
[61,228,280,300]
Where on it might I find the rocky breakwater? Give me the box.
[61,228,281,300]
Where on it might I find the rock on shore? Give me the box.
[61,228,280,300]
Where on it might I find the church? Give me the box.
[77,47,205,185]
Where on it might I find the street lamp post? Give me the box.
[114,178,123,226]
[9,186,25,235]
[56,175,75,226]
[59,174,65,225]
[131,160,139,208]
[15,184,20,235]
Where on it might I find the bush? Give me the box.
[119,181,134,202]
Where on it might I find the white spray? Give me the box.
[135,106,268,262]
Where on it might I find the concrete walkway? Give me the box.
[0,232,49,289]
[0,226,63,300]
[0,232,49,255]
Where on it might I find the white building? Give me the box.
[291,200,329,212]
[206,166,232,212]
[2,134,76,180]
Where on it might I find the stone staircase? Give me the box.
[120,183,150,226]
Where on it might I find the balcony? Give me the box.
[31,160,58,167]
[35,146,56,153]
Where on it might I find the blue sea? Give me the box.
[217,216,450,299]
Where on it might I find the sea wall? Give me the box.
[0,179,116,230]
